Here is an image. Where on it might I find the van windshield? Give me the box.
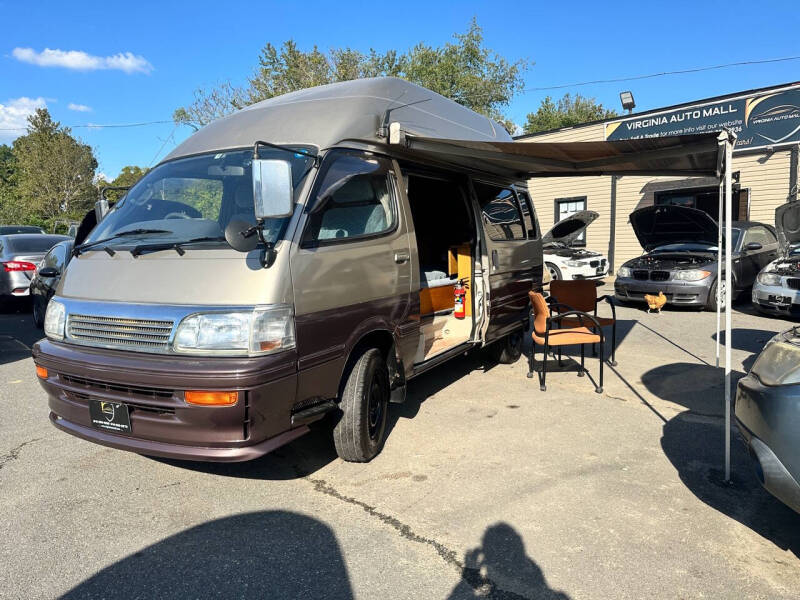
[86,149,314,249]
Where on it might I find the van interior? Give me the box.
[405,173,476,362]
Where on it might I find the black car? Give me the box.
[614,205,778,310]
[30,239,73,328]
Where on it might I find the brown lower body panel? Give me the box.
[33,339,305,462]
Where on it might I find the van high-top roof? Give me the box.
[164,78,512,163]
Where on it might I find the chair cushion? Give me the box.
[532,326,601,346]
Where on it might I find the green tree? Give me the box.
[174,19,530,129]
[12,109,98,223]
[97,165,150,202]
[0,144,22,223]
[523,94,618,135]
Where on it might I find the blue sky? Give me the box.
[1,0,798,179]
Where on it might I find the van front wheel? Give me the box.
[486,330,523,364]
[333,348,390,462]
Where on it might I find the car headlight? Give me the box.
[750,340,800,385]
[566,260,586,267]
[173,305,295,356]
[617,267,632,278]
[674,270,711,281]
[44,300,65,340]
[757,271,782,286]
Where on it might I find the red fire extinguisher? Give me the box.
[454,278,469,319]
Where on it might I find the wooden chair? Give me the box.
[528,291,605,394]
[549,280,618,367]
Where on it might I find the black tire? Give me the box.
[486,330,523,364]
[706,278,727,312]
[546,263,562,281]
[333,348,390,462]
[32,295,46,329]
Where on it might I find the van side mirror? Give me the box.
[745,241,763,251]
[253,159,293,219]
[39,267,59,278]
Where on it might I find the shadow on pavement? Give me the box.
[448,522,569,599]
[640,362,745,416]
[711,327,779,355]
[150,424,338,480]
[0,301,41,366]
[661,415,800,557]
[61,511,355,599]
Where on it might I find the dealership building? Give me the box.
[518,81,800,272]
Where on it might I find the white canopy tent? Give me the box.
[389,127,737,481]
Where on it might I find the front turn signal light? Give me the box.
[35,365,48,379]
[184,390,239,406]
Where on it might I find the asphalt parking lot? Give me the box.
[2,286,799,599]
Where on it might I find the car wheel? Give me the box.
[706,279,727,312]
[333,347,390,462]
[546,263,562,281]
[486,330,523,364]
[32,295,46,329]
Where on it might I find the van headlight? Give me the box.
[757,272,781,286]
[674,270,711,281]
[617,267,632,278]
[173,305,295,356]
[44,300,66,340]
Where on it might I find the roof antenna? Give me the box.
[377,98,431,138]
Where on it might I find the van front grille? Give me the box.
[67,314,174,351]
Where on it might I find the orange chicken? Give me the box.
[644,291,667,313]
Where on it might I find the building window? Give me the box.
[554,197,587,246]
[654,186,747,222]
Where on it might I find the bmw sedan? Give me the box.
[614,205,777,311]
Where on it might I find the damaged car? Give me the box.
[614,205,777,310]
[735,326,800,514]
[543,210,608,281]
[751,201,800,316]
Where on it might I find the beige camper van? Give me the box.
[33,78,542,462]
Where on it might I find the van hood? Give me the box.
[542,210,599,246]
[58,249,292,306]
[629,205,718,252]
[774,201,800,255]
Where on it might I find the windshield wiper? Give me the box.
[130,236,226,258]
[73,229,174,256]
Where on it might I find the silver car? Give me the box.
[0,234,70,301]
[752,201,800,316]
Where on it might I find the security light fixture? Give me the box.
[619,91,635,114]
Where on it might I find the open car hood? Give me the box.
[775,201,800,255]
[542,210,599,246]
[629,205,719,252]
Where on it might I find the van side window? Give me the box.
[304,153,396,244]
[516,189,539,239]
[474,182,525,241]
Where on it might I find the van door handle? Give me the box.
[394,251,410,264]
[491,250,498,268]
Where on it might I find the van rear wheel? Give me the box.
[333,348,390,462]
[486,330,523,364]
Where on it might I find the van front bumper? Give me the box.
[33,339,302,462]
[614,276,712,306]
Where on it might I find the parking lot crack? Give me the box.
[0,438,42,471]
[306,476,534,600]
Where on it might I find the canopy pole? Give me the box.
[724,135,734,483]
[716,175,723,368]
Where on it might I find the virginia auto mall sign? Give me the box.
[605,84,800,151]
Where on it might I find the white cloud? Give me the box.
[12,47,153,74]
[0,96,47,141]
[68,103,92,112]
